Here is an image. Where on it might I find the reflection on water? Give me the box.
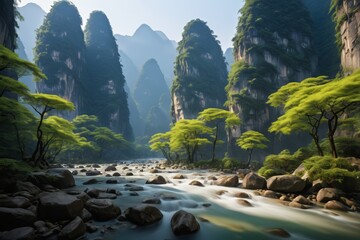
[69,160,360,240]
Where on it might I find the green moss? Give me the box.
[258,148,311,178]
[304,156,359,183]
[0,158,37,176]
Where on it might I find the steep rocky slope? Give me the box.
[171,19,227,122]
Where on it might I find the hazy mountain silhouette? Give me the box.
[17,3,46,62]
[224,48,234,72]
[115,24,177,86]
[120,50,140,94]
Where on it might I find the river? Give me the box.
[68,159,360,240]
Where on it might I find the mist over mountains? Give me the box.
[17,3,46,62]
[115,24,177,87]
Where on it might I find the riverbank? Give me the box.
[1,159,360,239]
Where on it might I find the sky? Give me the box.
[18,0,245,51]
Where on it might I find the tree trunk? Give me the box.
[310,133,324,156]
[32,106,47,165]
[327,116,338,158]
[246,149,253,168]
[211,124,219,162]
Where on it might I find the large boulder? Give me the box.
[146,175,166,184]
[0,196,31,208]
[215,175,239,187]
[242,172,266,189]
[58,216,86,240]
[316,188,344,203]
[171,210,200,235]
[16,181,41,196]
[124,205,163,225]
[0,227,35,240]
[0,207,36,231]
[27,169,75,189]
[267,175,306,193]
[324,200,350,211]
[85,199,121,221]
[47,168,75,189]
[86,170,101,176]
[38,192,83,222]
[105,166,117,171]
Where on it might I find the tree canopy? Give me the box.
[268,71,360,157]
[236,130,269,167]
[198,108,241,161]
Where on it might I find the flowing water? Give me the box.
[69,159,360,240]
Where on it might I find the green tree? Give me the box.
[26,93,75,166]
[149,132,174,162]
[268,72,360,158]
[0,45,45,160]
[198,108,240,161]
[83,11,133,140]
[268,76,331,156]
[236,130,269,167]
[170,119,212,163]
[41,116,80,163]
[61,115,133,162]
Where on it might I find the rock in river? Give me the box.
[125,205,163,225]
[267,175,306,193]
[85,199,121,221]
[171,210,200,235]
[242,172,266,189]
[215,175,239,187]
[58,216,86,240]
[146,175,166,184]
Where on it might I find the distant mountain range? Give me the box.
[17,3,46,62]
[115,24,177,88]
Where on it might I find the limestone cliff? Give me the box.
[34,1,85,119]
[0,0,16,50]
[332,0,360,73]
[227,0,317,152]
[171,19,227,122]
[83,11,133,140]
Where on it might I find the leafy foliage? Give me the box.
[237,130,269,167]
[198,108,240,161]
[59,115,135,162]
[170,119,213,163]
[171,19,227,117]
[83,11,133,140]
[237,130,269,150]
[258,148,312,178]
[304,156,360,184]
[268,71,360,157]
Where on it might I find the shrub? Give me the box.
[222,157,241,169]
[303,156,359,183]
[258,148,311,178]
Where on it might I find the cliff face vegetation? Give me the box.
[227,0,317,151]
[83,11,133,140]
[331,0,360,73]
[34,1,85,119]
[171,19,227,122]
